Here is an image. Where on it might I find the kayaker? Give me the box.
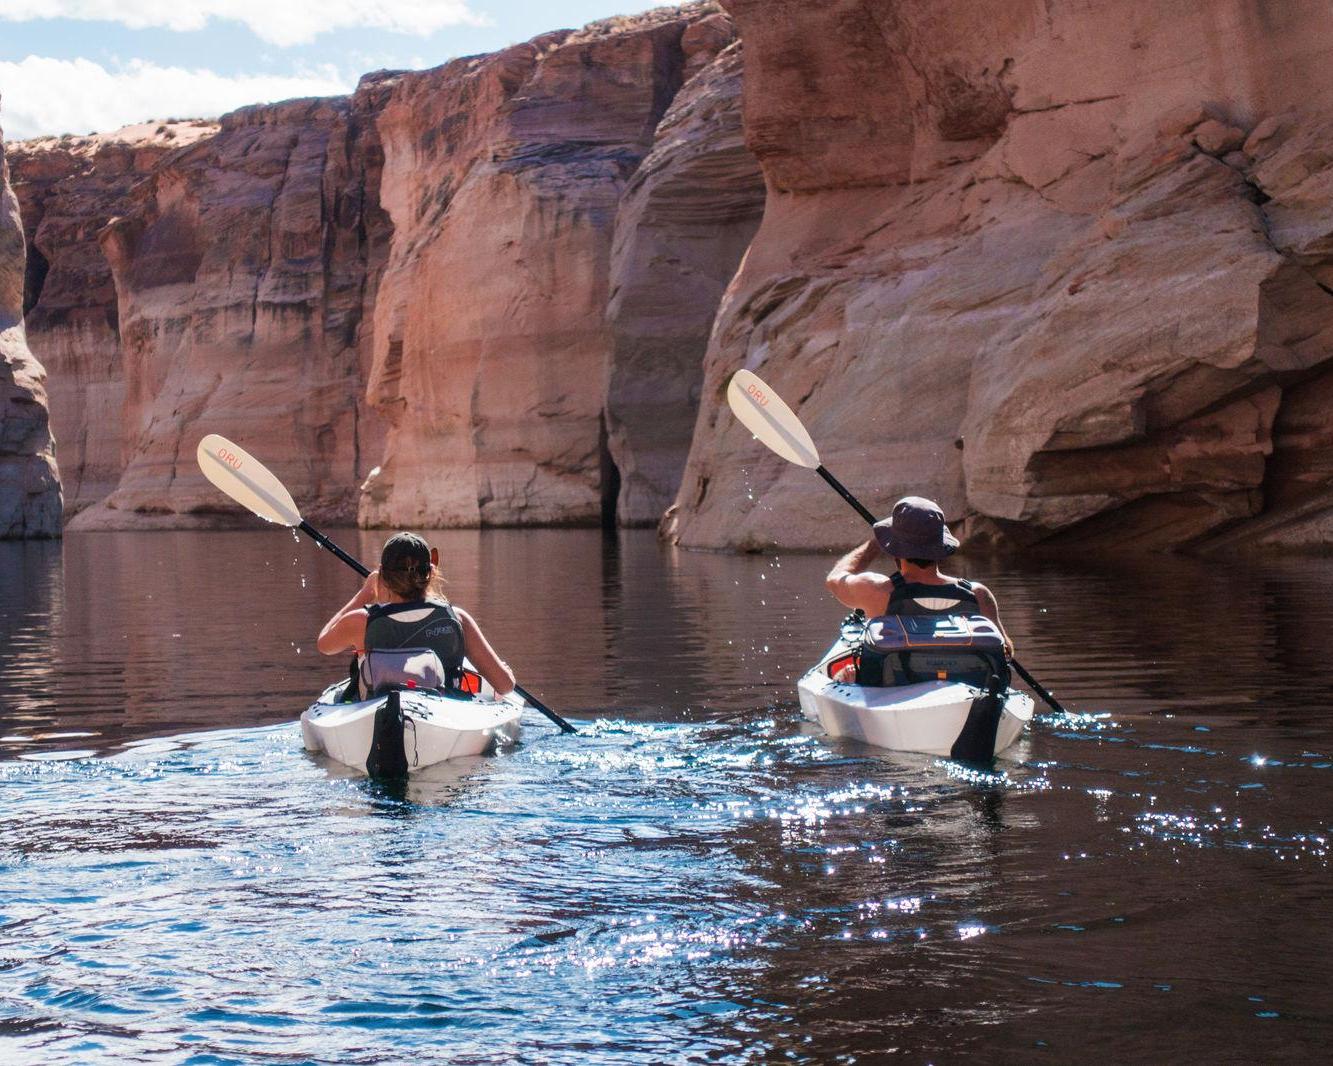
[824,496,1014,657]
[316,532,516,695]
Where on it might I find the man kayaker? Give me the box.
[825,496,1014,657]
[317,531,516,695]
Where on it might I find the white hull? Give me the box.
[301,681,522,775]
[797,636,1033,759]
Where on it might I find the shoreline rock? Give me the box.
[1,110,62,538]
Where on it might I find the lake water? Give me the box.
[1,529,1330,1063]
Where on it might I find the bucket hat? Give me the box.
[872,497,959,560]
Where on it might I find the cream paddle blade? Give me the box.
[726,369,821,470]
[196,434,302,527]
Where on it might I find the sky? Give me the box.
[0,0,670,140]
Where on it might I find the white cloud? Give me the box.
[0,56,353,139]
[0,1,489,47]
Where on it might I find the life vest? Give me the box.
[361,600,465,694]
[885,571,980,616]
[855,574,1007,688]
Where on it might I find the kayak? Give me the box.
[301,678,523,776]
[797,619,1034,758]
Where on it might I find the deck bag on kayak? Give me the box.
[358,648,449,698]
[855,614,1009,689]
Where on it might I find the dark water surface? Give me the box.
[1,529,1330,1064]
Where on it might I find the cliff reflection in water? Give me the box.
[1,528,838,750]
[5,529,1333,749]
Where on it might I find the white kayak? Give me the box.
[301,679,523,776]
[797,623,1034,759]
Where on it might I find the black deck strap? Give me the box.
[343,655,360,702]
[366,690,409,779]
[855,648,884,686]
[897,650,918,685]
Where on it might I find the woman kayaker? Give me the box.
[824,496,1014,657]
[316,531,516,696]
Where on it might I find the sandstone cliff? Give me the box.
[0,113,61,538]
[360,3,737,527]
[666,0,1333,554]
[9,122,215,516]
[11,4,744,533]
[70,88,394,529]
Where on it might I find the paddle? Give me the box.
[196,433,577,734]
[725,369,1068,722]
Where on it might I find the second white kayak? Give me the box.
[797,631,1034,758]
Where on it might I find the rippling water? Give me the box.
[1,530,1330,1062]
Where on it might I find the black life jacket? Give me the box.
[885,571,981,616]
[364,600,466,689]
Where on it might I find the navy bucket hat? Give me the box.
[873,497,959,560]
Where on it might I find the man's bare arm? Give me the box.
[973,583,1014,657]
[825,538,892,616]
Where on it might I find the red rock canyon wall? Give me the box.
[666,0,1333,554]
[9,122,215,516]
[73,89,394,530]
[11,1,1333,554]
[10,4,754,532]
[0,110,61,537]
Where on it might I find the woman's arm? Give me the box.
[972,583,1015,658]
[316,570,380,655]
[825,537,893,616]
[456,607,516,697]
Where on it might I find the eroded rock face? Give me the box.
[10,4,746,534]
[71,89,393,529]
[605,33,765,526]
[0,118,61,538]
[667,0,1333,554]
[8,122,215,516]
[360,4,731,528]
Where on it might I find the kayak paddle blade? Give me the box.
[727,369,821,470]
[196,433,303,527]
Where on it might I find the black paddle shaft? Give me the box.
[810,468,1068,716]
[300,520,371,578]
[816,466,878,525]
[1008,657,1066,715]
[294,521,577,734]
